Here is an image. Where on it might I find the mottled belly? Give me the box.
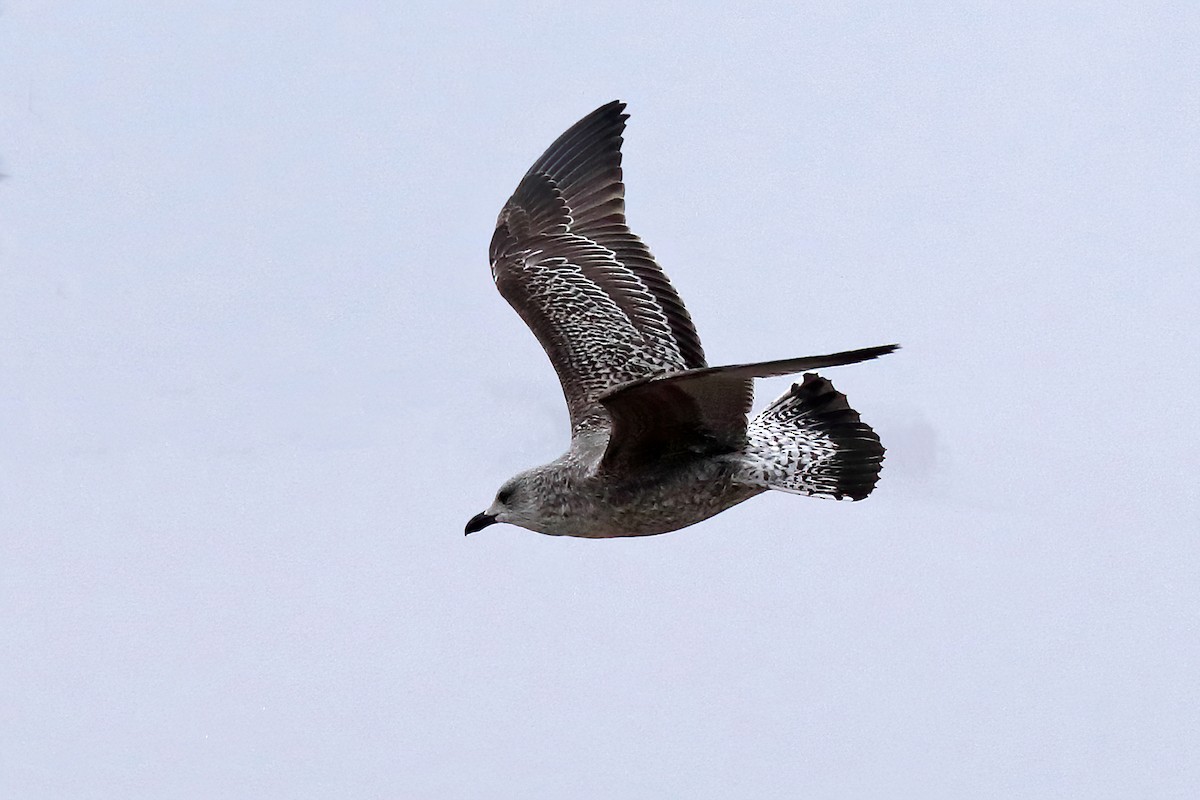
[559,459,764,538]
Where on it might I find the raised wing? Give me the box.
[490,101,706,432]
[597,344,898,474]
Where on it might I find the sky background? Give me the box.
[2,2,1198,798]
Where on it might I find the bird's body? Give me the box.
[467,101,896,539]
[490,438,761,538]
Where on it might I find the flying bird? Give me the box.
[467,101,897,538]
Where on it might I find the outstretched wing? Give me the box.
[490,101,706,432]
[597,345,899,474]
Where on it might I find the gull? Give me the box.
[466,101,897,538]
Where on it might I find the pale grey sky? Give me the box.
[1,3,1198,798]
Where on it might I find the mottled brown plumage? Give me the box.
[467,102,896,538]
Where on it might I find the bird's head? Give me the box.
[465,469,550,535]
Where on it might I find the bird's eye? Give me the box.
[497,486,514,504]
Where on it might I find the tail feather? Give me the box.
[738,373,885,501]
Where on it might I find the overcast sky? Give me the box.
[2,3,1198,798]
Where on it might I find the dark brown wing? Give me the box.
[489,101,707,432]
[597,345,899,473]
[492,233,688,431]
[510,101,706,370]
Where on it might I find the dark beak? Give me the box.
[464,512,497,536]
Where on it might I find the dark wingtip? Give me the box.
[859,343,900,361]
[596,99,627,117]
[581,100,629,135]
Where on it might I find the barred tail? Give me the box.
[739,374,885,501]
